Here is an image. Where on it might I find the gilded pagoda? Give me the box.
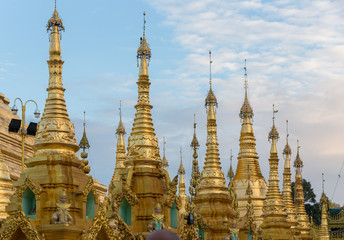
[232,62,267,226]
[0,3,331,240]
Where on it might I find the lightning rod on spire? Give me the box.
[83,111,86,128]
[297,140,300,148]
[322,173,325,193]
[119,100,122,119]
[272,104,278,123]
[286,120,289,141]
[143,12,146,37]
[209,50,213,88]
[180,146,182,162]
[244,59,248,92]
[163,137,166,155]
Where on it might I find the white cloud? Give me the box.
[143,0,344,204]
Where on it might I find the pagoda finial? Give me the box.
[283,120,291,157]
[116,101,126,135]
[79,111,90,151]
[47,1,64,33]
[239,59,253,119]
[137,11,151,74]
[178,147,185,175]
[162,137,169,170]
[268,104,279,142]
[191,114,200,149]
[205,51,218,109]
[294,140,303,170]
[227,149,234,180]
[79,111,90,174]
[163,137,166,157]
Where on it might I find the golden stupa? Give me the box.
[193,51,236,239]
[232,61,267,227]
[106,12,181,238]
[260,106,293,239]
[0,4,329,240]
[0,6,115,240]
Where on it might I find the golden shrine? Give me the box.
[0,4,333,240]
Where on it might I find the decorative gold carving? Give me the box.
[111,175,139,206]
[16,176,42,200]
[35,120,77,145]
[82,177,99,203]
[82,205,136,240]
[262,199,286,215]
[179,220,199,240]
[0,211,41,240]
[164,175,179,208]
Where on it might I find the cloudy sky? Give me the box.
[1,0,343,205]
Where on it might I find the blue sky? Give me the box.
[1,0,343,205]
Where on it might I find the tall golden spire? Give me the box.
[319,173,330,240]
[178,147,188,226]
[233,60,266,226]
[189,114,200,201]
[261,105,292,239]
[1,6,108,239]
[199,50,225,191]
[116,100,126,135]
[228,149,238,213]
[265,105,282,199]
[126,12,160,166]
[34,6,78,154]
[227,149,234,180]
[294,141,312,238]
[79,111,90,174]
[178,147,186,197]
[194,51,235,239]
[282,120,298,231]
[111,101,126,183]
[234,60,264,179]
[162,137,169,170]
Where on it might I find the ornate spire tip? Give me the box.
[268,104,279,140]
[47,1,64,32]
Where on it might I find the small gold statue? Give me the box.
[52,189,72,225]
[148,202,165,232]
[226,219,240,240]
